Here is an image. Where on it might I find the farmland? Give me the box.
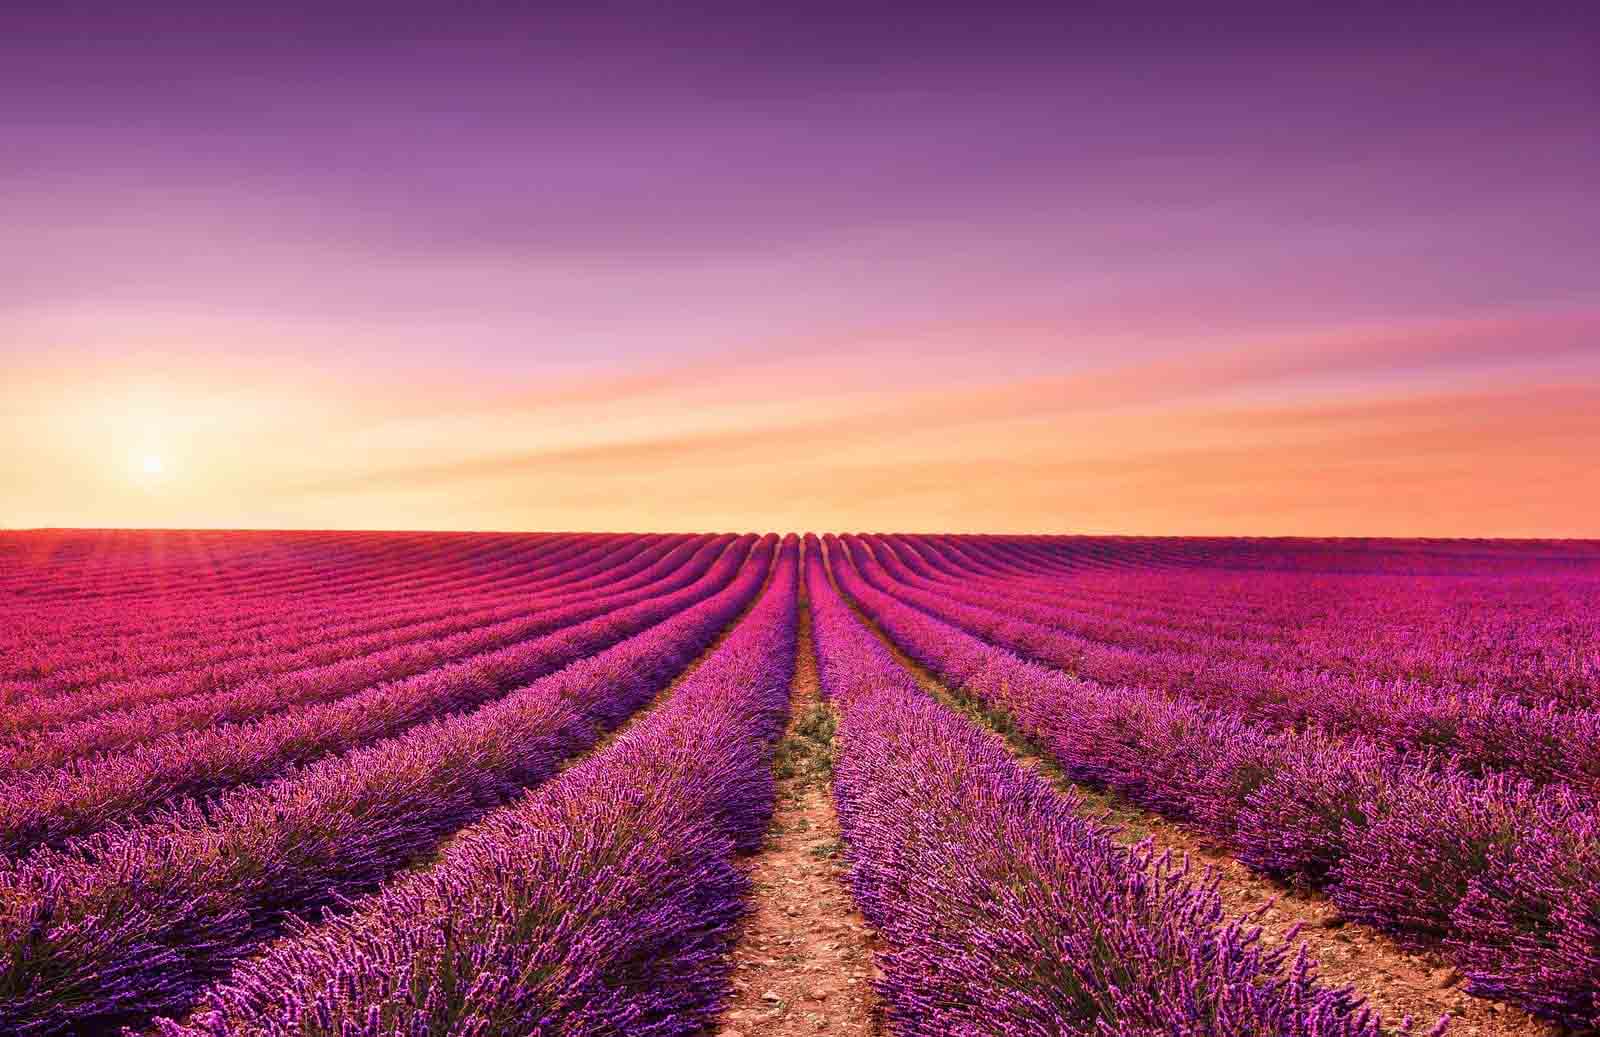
[1,530,1597,1036]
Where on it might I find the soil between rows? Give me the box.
[840,589,1564,1037]
[714,596,882,1036]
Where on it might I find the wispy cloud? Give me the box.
[199,312,1599,536]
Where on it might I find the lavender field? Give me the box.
[1,529,1597,1036]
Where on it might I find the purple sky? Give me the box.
[4,2,1598,533]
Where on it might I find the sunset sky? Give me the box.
[4,3,1597,535]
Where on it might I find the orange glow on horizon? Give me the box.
[4,312,1598,537]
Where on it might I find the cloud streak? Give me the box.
[87,312,1578,537]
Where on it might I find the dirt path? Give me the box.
[1062,781,1559,1037]
[715,596,882,1037]
[842,594,1561,1037]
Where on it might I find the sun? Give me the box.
[141,455,164,475]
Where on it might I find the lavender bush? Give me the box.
[0,537,772,1036]
[152,535,800,1037]
[805,535,1386,1037]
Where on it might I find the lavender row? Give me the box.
[152,535,800,1037]
[887,535,1600,785]
[885,535,1299,645]
[0,537,774,1037]
[872,535,1345,660]
[0,532,588,684]
[1,530,589,618]
[827,536,1600,1028]
[901,532,1600,686]
[0,531,598,708]
[0,536,710,767]
[0,536,750,860]
[2,532,658,697]
[893,535,1600,706]
[0,529,540,603]
[889,534,1600,704]
[803,535,1386,1037]
[0,533,663,711]
[849,536,1600,791]
[0,533,660,709]
[0,529,467,611]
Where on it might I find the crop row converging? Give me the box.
[0,527,1596,1034]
